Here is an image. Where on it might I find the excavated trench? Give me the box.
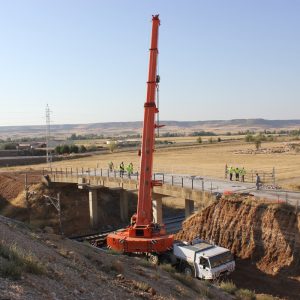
[176,196,300,299]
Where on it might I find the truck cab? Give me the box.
[172,238,235,279]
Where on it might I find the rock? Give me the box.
[44,226,54,234]
[116,274,124,280]
[147,287,156,295]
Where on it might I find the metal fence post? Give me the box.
[181,177,183,187]
[192,178,194,189]
[101,168,102,176]
[172,176,174,186]
[162,173,164,184]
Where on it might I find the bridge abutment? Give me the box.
[185,199,194,218]
[88,188,99,228]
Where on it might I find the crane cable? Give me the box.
[156,55,160,137]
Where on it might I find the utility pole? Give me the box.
[43,193,63,235]
[45,104,52,165]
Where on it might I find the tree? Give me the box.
[70,145,79,153]
[61,145,70,154]
[255,138,262,150]
[197,137,202,144]
[245,134,254,142]
[108,141,117,153]
[79,145,87,153]
[217,137,222,142]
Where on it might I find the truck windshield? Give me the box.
[209,251,233,269]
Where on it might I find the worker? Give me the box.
[256,173,261,190]
[126,162,133,178]
[120,162,125,177]
[108,161,114,172]
[240,167,246,182]
[129,162,133,174]
[229,166,233,181]
[235,167,240,181]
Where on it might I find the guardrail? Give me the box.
[42,167,207,191]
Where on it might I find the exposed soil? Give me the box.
[0,215,234,300]
[176,196,300,299]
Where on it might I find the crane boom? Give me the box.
[107,15,174,255]
[136,15,160,226]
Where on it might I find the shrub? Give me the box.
[69,145,79,153]
[111,260,124,273]
[235,288,255,300]
[79,145,87,153]
[134,280,151,291]
[197,136,202,144]
[256,294,277,300]
[160,263,175,274]
[255,139,262,150]
[108,141,117,153]
[0,243,45,280]
[245,134,254,142]
[219,280,237,294]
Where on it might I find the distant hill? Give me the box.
[0,119,300,139]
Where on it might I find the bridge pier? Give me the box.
[152,194,163,224]
[88,188,99,228]
[120,189,129,222]
[185,199,194,218]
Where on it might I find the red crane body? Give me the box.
[107,15,174,254]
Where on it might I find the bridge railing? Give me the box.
[42,167,206,191]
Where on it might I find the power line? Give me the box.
[45,104,52,164]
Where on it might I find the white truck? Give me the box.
[170,238,235,280]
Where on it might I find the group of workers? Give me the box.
[226,165,246,182]
[108,161,134,177]
[226,165,262,190]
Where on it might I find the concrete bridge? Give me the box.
[43,167,207,229]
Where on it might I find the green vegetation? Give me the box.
[55,144,88,154]
[219,281,237,294]
[108,141,117,153]
[68,133,104,140]
[197,136,202,144]
[235,288,256,300]
[190,131,216,137]
[0,242,45,280]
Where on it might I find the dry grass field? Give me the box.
[6,139,300,190]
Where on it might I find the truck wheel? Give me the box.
[183,264,194,277]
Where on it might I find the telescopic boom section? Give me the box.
[136,15,160,226]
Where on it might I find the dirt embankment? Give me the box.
[0,172,137,236]
[176,197,300,276]
[1,216,233,300]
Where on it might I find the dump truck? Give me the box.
[170,238,235,280]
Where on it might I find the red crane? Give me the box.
[107,15,174,256]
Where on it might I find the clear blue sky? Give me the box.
[0,0,299,125]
